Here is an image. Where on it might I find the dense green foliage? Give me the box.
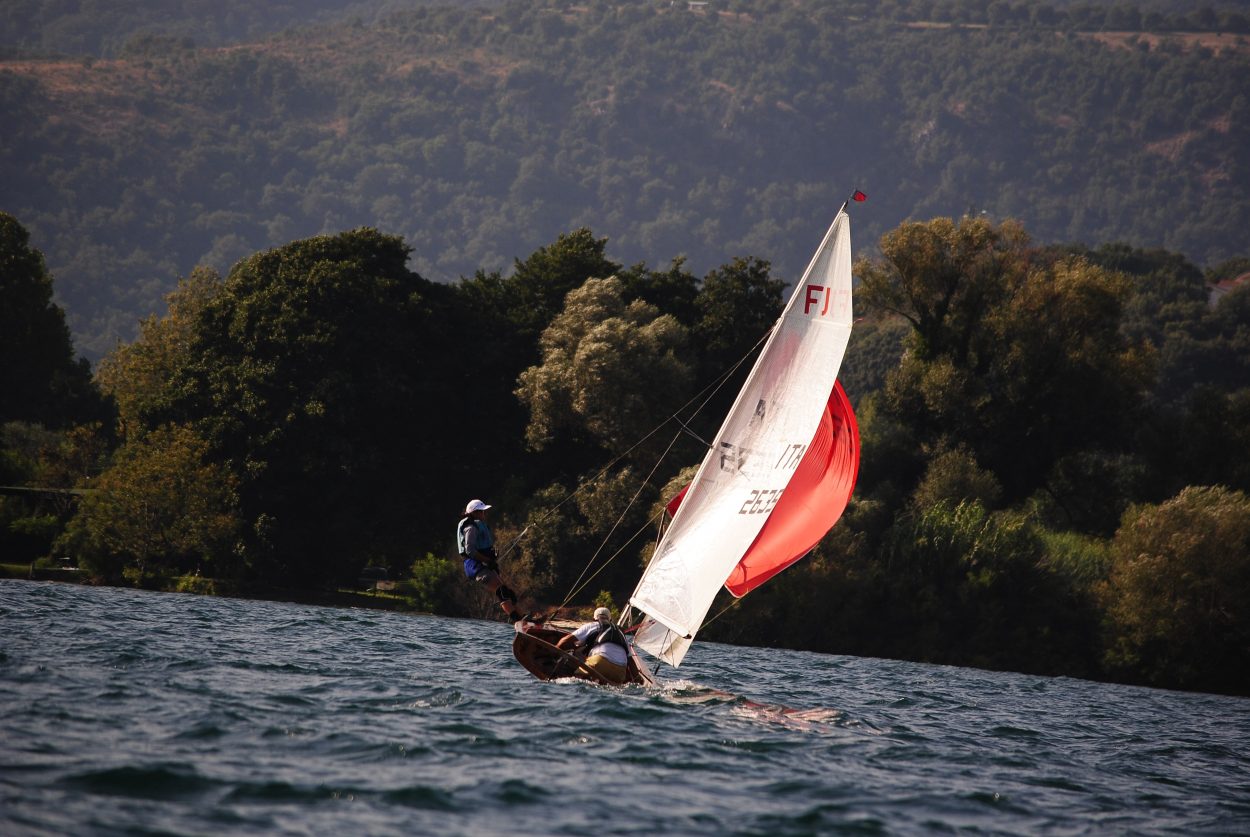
[0,213,110,562]
[2,0,1247,359]
[60,424,239,584]
[6,204,1250,694]
[0,212,103,427]
[0,1,486,57]
[148,229,463,587]
[1102,486,1250,695]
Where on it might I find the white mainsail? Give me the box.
[628,207,854,666]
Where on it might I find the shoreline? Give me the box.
[0,566,429,615]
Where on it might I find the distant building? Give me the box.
[1208,272,1250,306]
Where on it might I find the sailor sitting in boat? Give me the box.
[557,607,631,685]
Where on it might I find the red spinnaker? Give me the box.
[666,380,860,598]
[727,380,859,595]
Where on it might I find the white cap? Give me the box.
[593,607,611,622]
[465,499,491,514]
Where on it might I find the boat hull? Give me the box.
[512,621,652,686]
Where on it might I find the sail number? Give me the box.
[775,443,806,469]
[733,443,807,514]
[719,442,807,475]
[739,488,782,516]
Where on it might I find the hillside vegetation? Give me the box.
[1,0,1248,357]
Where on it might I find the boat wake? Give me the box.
[652,679,867,732]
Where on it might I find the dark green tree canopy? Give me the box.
[859,217,1155,521]
[694,255,786,375]
[0,212,104,427]
[95,266,223,436]
[1104,485,1250,694]
[157,228,458,585]
[516,275,693,459]
[26,207,1250,696]
[496,228,622,346]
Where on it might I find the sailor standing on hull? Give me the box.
[457,499,524,622]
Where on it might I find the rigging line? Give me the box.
[564,325,766,522]
[679,328,770,429]
[556,327,770,593]
[498,328,770,559]
[496,425,681,561]
[560,506,667,610]
[556,427,684,610]
[546,328,774,600]
[674,417,711,448]
[700,594,746,631]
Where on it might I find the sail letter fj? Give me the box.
[629,208,855,666]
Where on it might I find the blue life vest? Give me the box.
[457,516,495,578]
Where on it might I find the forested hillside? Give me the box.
[0,0,436,56]
[2,0,1248,358]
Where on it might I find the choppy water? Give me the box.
[2,581,1249,835]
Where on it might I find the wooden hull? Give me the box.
[512,621,653,686]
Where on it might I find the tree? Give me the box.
[161,228,461,586]
[857,217,1030,366]
[1080,243,1212,403]
[95,266,223,436]
[859,218,1154,513]
[500,482,583,604]
[983,255,1154,505]
[451,228,625,499]
[873,500,1096,674]
[1175,388,1250,496]
[616,257,701,328]
[61,424,239,584]
[840,314,909,403]
[509,275,698,604]
[0,213,113,563]
[694,255,786,379]
[516,276,693,459]
[1102,486,1250,695]
[0,213,104,427]
[910,446,1002,510]
[0,421,104,561]
[406,552,463,615]
[497,227,622,347]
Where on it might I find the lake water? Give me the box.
[2,580,1248,835]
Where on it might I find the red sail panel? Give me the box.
[724,380,859,597]
[665,484,689,518]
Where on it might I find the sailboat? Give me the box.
[513,199,861,685]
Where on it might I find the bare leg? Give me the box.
[481,571,521,618]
